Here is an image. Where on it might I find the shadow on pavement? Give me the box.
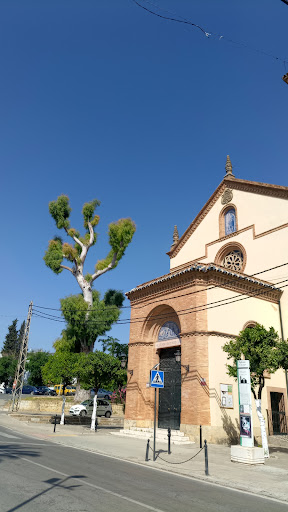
[5,475,86,512]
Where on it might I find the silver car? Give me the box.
[69,399,112,418]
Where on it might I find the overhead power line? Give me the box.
[131,0,288,69]
[31,276,288,327]
[33,260,288,315]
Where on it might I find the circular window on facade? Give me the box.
[222,249,244,271]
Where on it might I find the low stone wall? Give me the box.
[111,404,125,416]
[4,398,125,417]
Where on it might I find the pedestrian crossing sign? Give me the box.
[150,370,164,388]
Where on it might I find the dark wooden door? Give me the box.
[158,347,181,430]
[271,392,287,434]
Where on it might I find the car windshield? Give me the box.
[81,400,90,405]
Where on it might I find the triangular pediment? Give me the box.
[168,176,288,259]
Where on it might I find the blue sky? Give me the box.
[1,0,287,352]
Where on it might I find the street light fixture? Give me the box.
[174,349,189,372]
[120,355,133,375]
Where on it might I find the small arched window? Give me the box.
[224,208,236,236]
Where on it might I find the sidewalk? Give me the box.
[0,413,288,504]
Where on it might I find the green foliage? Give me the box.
[68,228,80,239]
[100,336,128,360]
[49,195,71,230]
[84,273,92,283]
[53,331,76,352]
[0,356,17,386]
[223,324,281,397]
[43,237,63,274]
[96,218,136,271]
[74,351,126,391]
[26,351,50,387]
[278,339,288,370]
[104,289,124,308]
[45,197,135,281]
[42,352,77,387]
[62,243,78,262]
[2,319,20,357]
[82,200,101,228]
[59,289,124,352]
[18,321,26,351]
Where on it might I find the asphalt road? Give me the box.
[0,425,286,512]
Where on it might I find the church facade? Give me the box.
[125,157,288,443]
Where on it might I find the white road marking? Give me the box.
[0,450,166,512]
[0,424,287,506]
[0,432,20,439]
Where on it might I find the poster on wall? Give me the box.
[220,384,233,408]
[237,360,254,447]
[240,414,252,438]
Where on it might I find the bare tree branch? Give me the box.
[60,264,74,274]
[87,221,95,247]
[64,227,84,250]
[91,252,118,282]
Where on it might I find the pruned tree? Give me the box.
[53,290,124,353]
[74,351,126,392]
[44,195,136,308]
[223,324,281,457]
[42,352,77,394]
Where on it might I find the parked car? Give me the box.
[37,386,57,396]
[54,384,76,396]
[91,388,112,400]
[22,385,40,395]
[69,399,112,418]
[5,387,12,394]
[0,387,5,394]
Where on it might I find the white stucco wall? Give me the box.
[170,187,288,271]
[208,335,287,433]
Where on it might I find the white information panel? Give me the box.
[237,360,254,448]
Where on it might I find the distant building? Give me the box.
[125,157,288,442]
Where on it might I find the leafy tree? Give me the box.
[100,336,128,360]
[0,356,17,386]
[223,324,281,458]
[42,352,77,393]
[17,321,26,353]
[74,351,126,392]
[278,339,288,371]
[55,289,124,353]
[43,195,136,309]
[26,351,50,387]
[2,319,19,357]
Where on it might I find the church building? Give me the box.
[125,157,288,443]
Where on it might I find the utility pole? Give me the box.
[11,302,33,412]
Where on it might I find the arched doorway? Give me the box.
[158,322,181,430]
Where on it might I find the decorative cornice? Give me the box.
[128,330,237,345]
[168,177,288,258]
[126,263,282,304]
[180,330,237,340]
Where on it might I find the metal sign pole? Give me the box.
[153,387,157,461]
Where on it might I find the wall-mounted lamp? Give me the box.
[121,355,133,375]
[174,349,189,372]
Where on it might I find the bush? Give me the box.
[111,387,126,405]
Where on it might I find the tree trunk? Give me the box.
[255,399,269,458]
[90,392,98,431]
[74,382,90,402]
